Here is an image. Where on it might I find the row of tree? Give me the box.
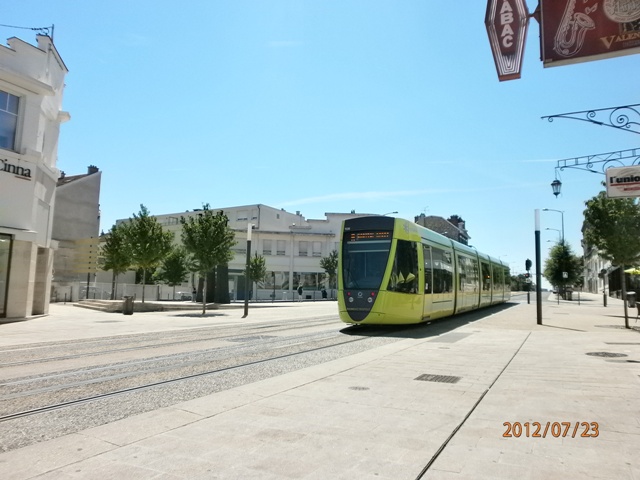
[101,204,340,315]
[101,204,236,314]
[540,188,640,329]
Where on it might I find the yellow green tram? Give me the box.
[338,216,510,325]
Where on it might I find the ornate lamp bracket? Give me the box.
[555,148,640,176]
[550,148,640,197]
[542,104,640,135]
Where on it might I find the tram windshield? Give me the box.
[342,232,391,289]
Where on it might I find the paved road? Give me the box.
[0,293,638,479]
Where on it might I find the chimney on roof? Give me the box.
[88,165,99,174]
[59,171,65,179]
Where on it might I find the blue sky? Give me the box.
[3,1,639,287]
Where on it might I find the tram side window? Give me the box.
[493,266,503,292]
[503,267,509,292]
[423,246,432,294]
[388,240,418,293]
[481,262,491,291]
[431,247,452,294]
[457,255,479,292]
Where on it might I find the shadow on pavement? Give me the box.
[340,302,520,340]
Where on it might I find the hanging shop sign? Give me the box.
[485,0,530,81]
[541,0,640,67]
[606,165,640,198]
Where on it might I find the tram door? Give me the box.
[422,245,434,320]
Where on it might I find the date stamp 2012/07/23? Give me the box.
[503,422,599,438]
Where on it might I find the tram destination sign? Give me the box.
[606,165,640,198]
[540,0,640,67]
[485,0,530,81]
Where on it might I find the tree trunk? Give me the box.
[111,271,117,300]
[621,265,629,329]
[202,275,207,315]
[142,269,146,303]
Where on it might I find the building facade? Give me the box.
[0,35,69,319]
[51,166,102,302]
[414,214,470,245]
[111,205,368,302]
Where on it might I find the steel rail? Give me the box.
[0,334,373,423]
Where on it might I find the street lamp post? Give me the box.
[242,223,252,318]
[542,208,564,243]
[545,227,561,241]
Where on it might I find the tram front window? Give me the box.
[342,239,390,289]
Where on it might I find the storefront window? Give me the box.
[0,234,11,317]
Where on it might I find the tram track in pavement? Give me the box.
[0,316,338,367]
[0,323,405,452]
[0,324,400,423]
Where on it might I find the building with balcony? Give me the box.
[115,205,367,302]
[0,34,69,319]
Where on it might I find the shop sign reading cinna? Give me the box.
[0,158,32,180]
[485,0,530,81]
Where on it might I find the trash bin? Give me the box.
[627,292,636,308]
[122,295,134,315]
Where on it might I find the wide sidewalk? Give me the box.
[0,293,639,479]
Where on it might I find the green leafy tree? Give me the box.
[248,253,267,301]
[543,242,582,298]
[320,250,338,299]
[100,223,132,300]
[583,191,640,328]
[154,247,190,300]
[127,205,174,302]
[181,205,235,314]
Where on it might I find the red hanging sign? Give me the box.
[485,0,530,81]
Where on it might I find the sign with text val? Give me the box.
[541,0,640,67]
[485,0,530,81]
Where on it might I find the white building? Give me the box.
[0,35,69,319]
[112,205,367,302]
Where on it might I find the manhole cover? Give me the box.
[586,352,628,358]
[415,374,461,384]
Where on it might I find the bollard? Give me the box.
[122,296,134,315]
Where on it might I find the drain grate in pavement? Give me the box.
[605,342,640,345]
[586,352,628,358]
[349,386,370,391]
[415,374,461,384]
[430,333,472,343]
